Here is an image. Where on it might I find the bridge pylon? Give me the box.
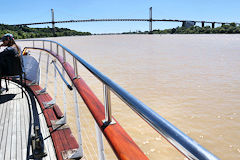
[149,7,153,34]
[51,9,56,36]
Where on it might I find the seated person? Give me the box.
[0,33,21,94]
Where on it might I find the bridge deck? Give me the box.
[0,80,56,160]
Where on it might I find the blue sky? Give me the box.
[1,0,239,33]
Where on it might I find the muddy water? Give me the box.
[31,34,240,159]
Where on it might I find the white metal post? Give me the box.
[57,44,59,56]
[54,61,57,101]
[37,52,42,85]
[103,84,115,124]
[44,54,49,90]
[63,48,66,63]
[95,122,105,160]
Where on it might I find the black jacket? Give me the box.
[0,47,22,76]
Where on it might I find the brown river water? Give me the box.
[24,34,240,159]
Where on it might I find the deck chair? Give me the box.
[0,48,25,97]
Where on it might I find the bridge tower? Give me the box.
[51,9,56,36]
[149,7,153,34]
[212,22,215,28]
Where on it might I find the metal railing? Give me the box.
[18,39,219,160]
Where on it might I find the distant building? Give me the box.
[182,21,196,28]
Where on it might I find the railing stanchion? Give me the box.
[44,54,49,90]
[75,58,78,76]
[37,51,42,85]
[63,48,66,63]
[95,122,105,160]
[57,44,59,56]
[50,42,52,52]
[35,50,46,94]
[103,84,115,125]
[73,57,78,77]
[54,60,57,101]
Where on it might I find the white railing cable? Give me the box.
[81,124,96,160]
[55,67,67,125]
[95,122,105,160]
[62,67,67,119]
[72,87,84,159]
[80,113,99,158]
[80,116,98,160]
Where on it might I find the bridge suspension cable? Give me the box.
[12,18,240,26]
[10,7,240,35]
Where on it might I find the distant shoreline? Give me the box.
[2,22,239,40]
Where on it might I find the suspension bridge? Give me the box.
[12,8,240,34]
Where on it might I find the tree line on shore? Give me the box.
[1,23,240,39]
[0,24,91,39]
[124,23,240,34]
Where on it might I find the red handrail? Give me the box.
[23,47,149,160]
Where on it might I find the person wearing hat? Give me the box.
[0,33,22,94]
[0,33,21,54]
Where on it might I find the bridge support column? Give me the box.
[182,21,185,27]
[51,9,56,37]
[212,23,215,28]
[202,22,205,27]
[149,7,153,34]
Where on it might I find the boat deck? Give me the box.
[0,80,56,160]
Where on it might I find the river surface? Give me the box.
[43,34,240,160]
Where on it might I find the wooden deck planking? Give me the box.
[17,87,23,160]
[0,81,57,160]
[22,84,31,160]
[20,91,27,160]
[37,101,57,160]
[11,90,17,160]
[1,93,11,159]
[5,94,14,160]
[0,96,7,160]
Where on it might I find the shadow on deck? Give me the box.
[0,94,17,104]
[0,80,56,160]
